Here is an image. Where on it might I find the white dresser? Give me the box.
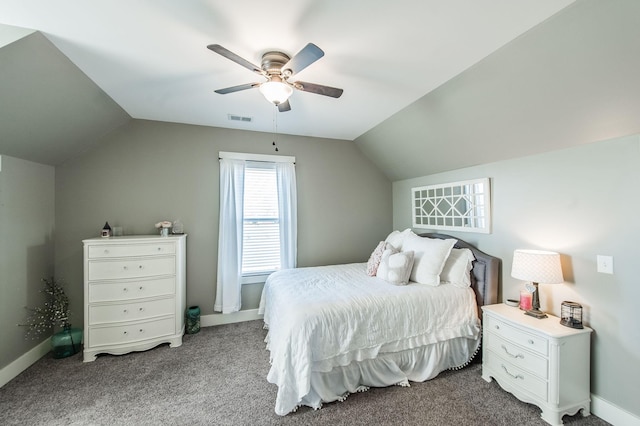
[82,235,187,362]
[481,304,592,426]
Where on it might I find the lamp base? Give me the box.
[525,308,548,319]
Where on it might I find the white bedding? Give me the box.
[258,262,481,415]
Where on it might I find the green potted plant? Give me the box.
[20,277,82,359]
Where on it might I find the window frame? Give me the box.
[219,151,296,284]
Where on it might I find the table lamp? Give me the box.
[511,249,564,319]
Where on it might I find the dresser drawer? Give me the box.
[88,256,175,281]
[486,352,548,401]
[89,298,175,325]
[88,243,176,259]
[88,277,175,303]
[88,317,175,347]
[485,315,548,356]
[485,333,548,378]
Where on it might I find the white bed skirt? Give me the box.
[273,335,481,414]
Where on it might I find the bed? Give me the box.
[258,232,500,415]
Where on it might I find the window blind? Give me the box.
[242,164,281,274]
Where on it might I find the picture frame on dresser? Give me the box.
[82,234,187,362]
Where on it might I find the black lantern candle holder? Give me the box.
[560,301,583,329]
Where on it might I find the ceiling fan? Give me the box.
[207,43,343,112]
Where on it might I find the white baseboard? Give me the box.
[592,394,640,426]
[0,339,50,388]
[201,309,263,327]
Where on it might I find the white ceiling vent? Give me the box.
[227,114,252,123]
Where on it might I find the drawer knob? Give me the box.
[501,345,524,359]
[139,286,143,290]
[123,331,128,335]
[104,249,109,254]
[501,365,524,380]
[138,265,143,269]
[123,309,128,314]
[494,325,500,330]
[157,247,162,251]
[139,329,144,333]
[139,307,144,312]
[528,339,535,345]
[123,287,128,292]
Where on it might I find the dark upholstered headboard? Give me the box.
[419,233,500,308]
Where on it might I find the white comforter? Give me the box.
[258,263,481,415]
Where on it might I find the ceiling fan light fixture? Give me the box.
[259,81,293,106]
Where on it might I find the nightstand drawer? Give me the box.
[485,315,548,356]
[486,353,548,401]
[88,243,176,259]
[485,333,548,378]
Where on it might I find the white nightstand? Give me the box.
[481,303,592,426]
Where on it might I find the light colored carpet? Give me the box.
[0,320,609,425]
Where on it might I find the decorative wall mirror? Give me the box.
[412,178,491,234]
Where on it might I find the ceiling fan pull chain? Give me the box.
[272,106,279,152]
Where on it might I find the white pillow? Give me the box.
[376,249,414,286]
[401,233,457,286]
[384,228,413,251]
[366,241,387,276]
[440,248,475,288]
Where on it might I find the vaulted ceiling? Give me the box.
[0,1,576,167]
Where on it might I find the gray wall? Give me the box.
[392,134,640,418]
[0,156,55,369]
[0,30,130,167]
[54,119,392,325]
[355,0,640,181]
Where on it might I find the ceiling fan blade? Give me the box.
[207,44,263,75]
[214,83,260,94]
[282,43,324,76]
[278,100,291,112]
[295,81,343,98]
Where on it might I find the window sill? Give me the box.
[241,273,273,285]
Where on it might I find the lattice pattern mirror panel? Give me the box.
[412,178,491,234]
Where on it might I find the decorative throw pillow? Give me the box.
[366,241,387,276]
[401,233,457,286]
[376,248,414,285]
[384,228,413,251]
[440,248,475,288]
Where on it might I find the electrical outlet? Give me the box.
[597,255,614,274]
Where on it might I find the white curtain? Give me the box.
[276,162,297,269]
[214,158,245,314]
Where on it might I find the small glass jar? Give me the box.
[186,306,200,335]
[519,290,532,311]
[172,219,184,234]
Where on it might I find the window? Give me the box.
[215,151,297,313]
[242,162,281,275]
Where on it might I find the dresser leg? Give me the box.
[540,410,563,426]
[168,336,183,348]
